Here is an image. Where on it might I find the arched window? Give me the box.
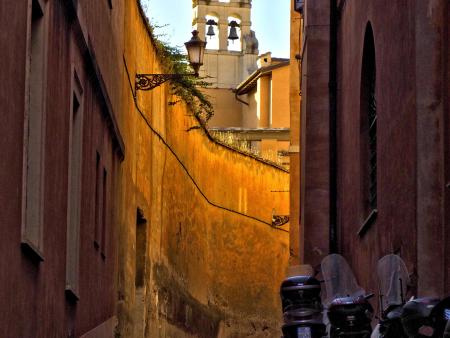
[227,15,241,52]
[360,23,377,223]
[205,14,219,50]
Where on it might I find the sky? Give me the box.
[142,0,290,58]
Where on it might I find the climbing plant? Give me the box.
[154,39,214,123]
[138,0,214,123]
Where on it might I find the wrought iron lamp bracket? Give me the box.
[135,73,194,91]
[272,215,290,227]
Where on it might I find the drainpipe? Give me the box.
[329,0,338,253]
[234,90,249,106]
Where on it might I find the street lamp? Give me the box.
[184,30,207,76]
[294,0,304,14]
[135,30,207,91]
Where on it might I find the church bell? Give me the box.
[228,20,240,41]
[207,25,215,37]
[206,19,217,37]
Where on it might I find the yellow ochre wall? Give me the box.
[202,87,243,127]
[116,1,290,337]
[271,65,290,129]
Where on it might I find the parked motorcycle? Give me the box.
[401,296,450,337]
[372,254,410,338]
[280,275,327,338]
[321,254,374,338]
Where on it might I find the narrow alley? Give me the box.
[0,0,449,337]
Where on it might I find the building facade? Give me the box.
[295,0,450,296]
[0,0,290,337]
[0,0,124,336]
[210,53,291,166]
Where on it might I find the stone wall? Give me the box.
[116,1,290,337]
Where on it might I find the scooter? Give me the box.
[370,254,450,338]
[401,296,450,337]
[321,254,374,338]
[371,254,410,338]
[280,274,327,338]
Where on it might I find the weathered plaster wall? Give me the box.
[117,1,290,337]
[300,0,331,269]
[271,66,290,128]
[202,87,244,127]
[257,76,271,128]
[241,90,259,128]
[289,2,302,265]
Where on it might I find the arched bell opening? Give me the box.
[205,14,219,50]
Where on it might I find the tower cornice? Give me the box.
[193,0,251,9]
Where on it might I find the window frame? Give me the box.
[358,23,378,237]
[65,65,84,302]
[21,0,49,261]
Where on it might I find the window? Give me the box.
[135,209,147,289]
[94,151,108,258]
[359,23,377,235]
[21,0,48,260]
[66,69,84,301]
[94,152,101,249]
[134,208,147,336]
[101,168,108,258]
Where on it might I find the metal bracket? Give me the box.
[135,74,184,91]
[272,215,290,227]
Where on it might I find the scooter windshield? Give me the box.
[321,254,365,306]
[377,254,409,312]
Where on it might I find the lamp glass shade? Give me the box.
[184,30,207,74]
[294,0,304,13]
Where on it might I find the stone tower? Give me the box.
[192,0,259,126]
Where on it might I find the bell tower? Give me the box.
[192,0,259,126]
[193,0,252,52]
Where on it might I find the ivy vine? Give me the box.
[138,0,214,124]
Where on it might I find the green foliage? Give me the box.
[155,39,214,123]
[138,0,214,123]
